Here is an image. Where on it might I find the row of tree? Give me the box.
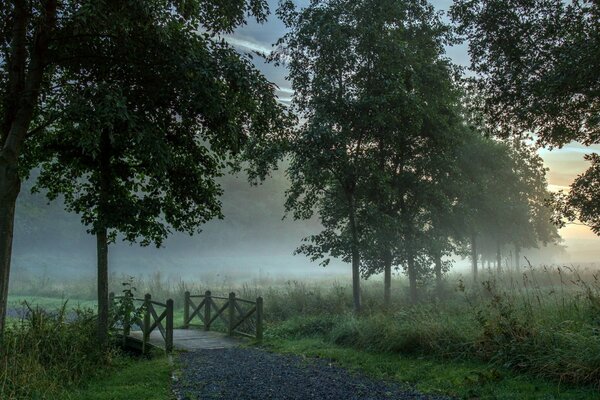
[274,0,561,309]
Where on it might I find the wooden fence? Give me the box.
[183,291,263,341]
[110,293,174,353]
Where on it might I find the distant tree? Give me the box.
[276,0,464,306]
[457,135,560,276]
[1,0,286,340]
[450,0,600,235]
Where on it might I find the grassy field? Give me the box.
[6,265,600,398]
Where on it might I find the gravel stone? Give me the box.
[174,347,451,400]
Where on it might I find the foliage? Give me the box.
[110,278,144,336]
[450,0,600,236]
[30,0,287,247]
[450,0,599,147]
[551,153,600,235]
[274,0,466,305]
[0,303,113,399]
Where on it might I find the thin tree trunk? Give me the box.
[514,245,520,271]
[434,252,443,296]
[383,250,392,308]
[407,253,418,304]
[496,242,502,273]
[471,234,478,282]
[96,227,109,346]
[348,197,361,313]
[0,157,20,334]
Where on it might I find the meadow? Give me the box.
[3,264,600,399]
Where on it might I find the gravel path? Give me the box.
[174,348,451,400]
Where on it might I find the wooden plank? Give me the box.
[166,299,174,353]
[256,297,263,341]
[209,299,229,326]
[231,306,256,331]
[148,306,167,340]
[187,298,206,325]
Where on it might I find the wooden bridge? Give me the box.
[110,290,263,353]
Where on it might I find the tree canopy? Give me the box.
[450,0,600,235]
[0,0,287,337]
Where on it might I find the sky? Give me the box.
[223,0,600,264]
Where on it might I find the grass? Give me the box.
[7,294,96,310]
[265,337,599,399]
[7,265,600,398]
[63,355,173,400]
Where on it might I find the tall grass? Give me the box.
[9,265,600,387]
[0,303,114,399]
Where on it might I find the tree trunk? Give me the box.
[96,227,109,346]
[96,128,112,345]
[471,234,478,282]
[0,0,56,335]
[383,250,392,308]
[434,252,443,296]
[496,242,502,273]
[348,196,361,313]
[514,245,521,271]
[407,254,418,304]
[0,157,20,335]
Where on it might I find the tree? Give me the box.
[455,134,560,276]
[0,0,285,336]
[276,0,464,306]
[551,154,600,235]
[450,0,600,234]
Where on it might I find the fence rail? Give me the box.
[183,291,263,340]
[110,293,174,353]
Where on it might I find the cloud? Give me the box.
[224,36,273,55]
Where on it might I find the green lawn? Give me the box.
[7,295,96,310]
[63,355,173,400]
[264,338,599,400]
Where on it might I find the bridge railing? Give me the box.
[110,293,174,353]
[183,291,263,341]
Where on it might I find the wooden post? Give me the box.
[143,293,151,354]
[166,299,174,353]
[204,290,212,331]
[228,292,236,336]
[256,296,263,342]
[183,291,190,329]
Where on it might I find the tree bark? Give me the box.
[383,250,392,308]
[0,0,57,335]
[96,128,112,345]
[348,195,361,313]
[471,234,478,282]
[0,157,20,334]
[407,253,418,304]
[514,245,521,271]
[434,251,443,296]
[96,227,109,346]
